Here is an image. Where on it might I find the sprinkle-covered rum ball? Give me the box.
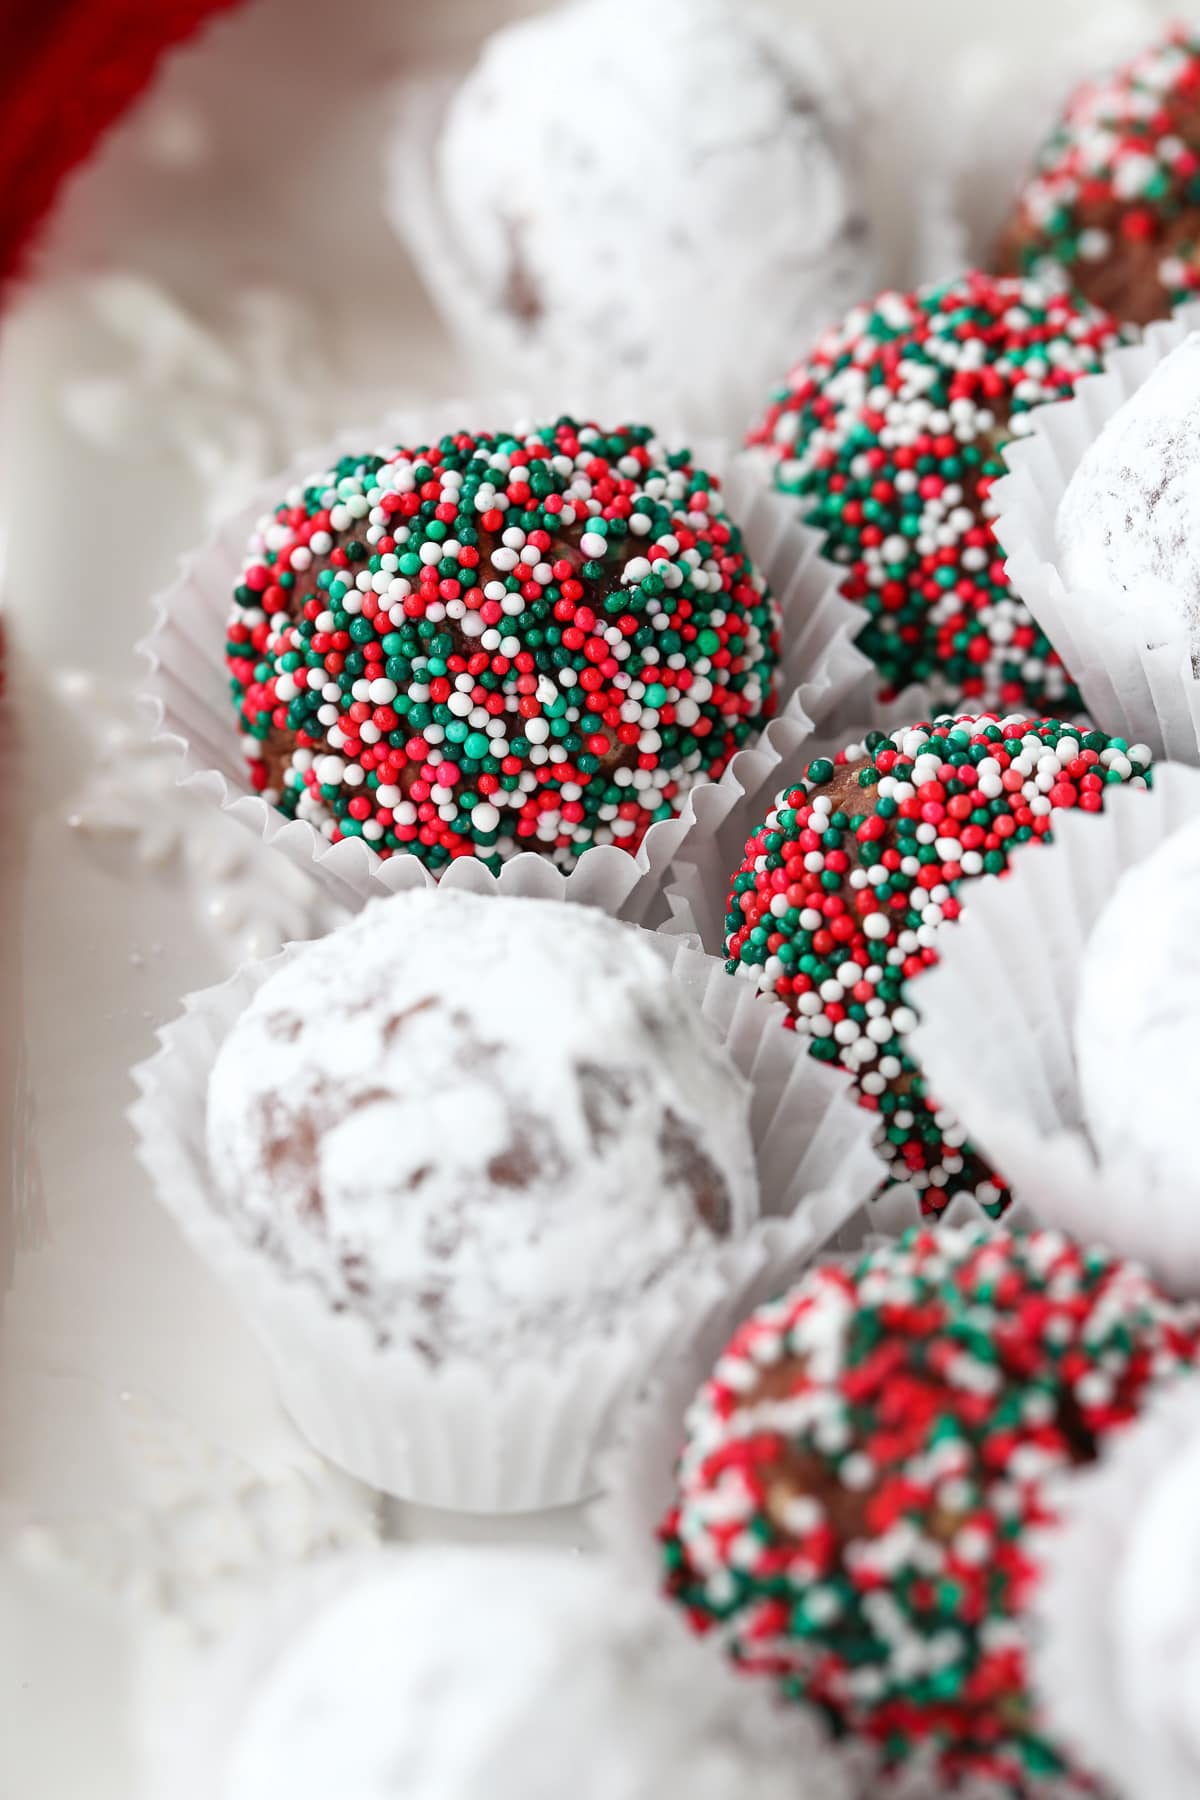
[207,891,758,1361]
[660,1223,1200,1791]
[998,27,1200,326]
[226,419,779,874]
[724,714,1151,1214]
[747,272,1128,711]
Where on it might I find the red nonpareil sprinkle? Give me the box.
[661,1222,1200,1789]
[747,271,1130,710]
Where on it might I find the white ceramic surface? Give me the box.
[0,1,1187,1795]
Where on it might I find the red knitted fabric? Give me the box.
[0,0,246,290]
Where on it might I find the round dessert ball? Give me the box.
[747,271,1128,713]
[226,417,779,874]
[422,0,877,432]
[1057,332,1200,669]
[206,890,758,1360]
[723,713,1152,1214]
[997,27,1200,327]
[1075,817,1200,1204]
[660,1222,1200,1792]
[218,1547,851,1800]
[1031,1381,1200,1800]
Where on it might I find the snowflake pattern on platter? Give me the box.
[9,1388,379,1800]
[56,274,364,529]
[13,1389,379,1645]
[58,668,342,962]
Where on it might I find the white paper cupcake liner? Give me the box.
[827,1187,1042,1258]
[907,763,1200,1292]
[129,907,884,1514]
[1030,1380,1200,1800]
[993,306,1200,760]
[139,400,867,927]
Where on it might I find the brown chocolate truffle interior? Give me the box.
[737,1346,1100,1730]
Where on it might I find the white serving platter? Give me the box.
[0,0,1184,1792]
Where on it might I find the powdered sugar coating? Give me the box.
[1057,334,1200,669]
[224,1547,851,1800]
[1033,1383,1200,1800]
[432,0,875,413]
[1075,817,1200,1201]
[206,891,758,1360]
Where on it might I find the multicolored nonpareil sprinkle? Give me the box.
[746,271,1128,710]
[226,419,779,874]
[724,714,1151,1213]
[999,27,1200,325]
[660,1223,1200,1790]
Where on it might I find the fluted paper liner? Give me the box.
[1031,1381,1200,1800]
[908,764,1200,1293]
[139,401,868,925]
[993,306,1200,761]
[130,911,883,1513]
[828,1188,1042,1257]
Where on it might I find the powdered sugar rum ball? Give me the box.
[220,1547,851,1800]
[723,713,1152,1214]
[661,1223,1200,1792]
[206,890,758,1361]
[748,271,1129,712]
[1075,817,1200,1205]
[420,0,876,425]
[226,419,779,874]
[1056,333,1200,670]
[1031,1382,1200,1800]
